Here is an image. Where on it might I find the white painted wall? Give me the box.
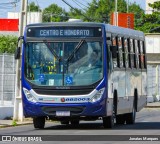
[8,12,42,24]
[146,34,160,53]
[0,106,13,119]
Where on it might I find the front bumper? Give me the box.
[23,99,106,118]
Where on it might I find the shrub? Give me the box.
[0,35,18,54]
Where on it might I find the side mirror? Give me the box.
[110,46,117,59]
[15,36,24,60]
[15,47,20,59]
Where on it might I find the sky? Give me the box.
[0,0,146,18]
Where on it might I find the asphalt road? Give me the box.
[0,108,160,144]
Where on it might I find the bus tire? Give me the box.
[116,114,125,124]
[33,117,45,129]
[125,101,136,124]
[70,120,79,125]
[103,115,114,129]
[60,120,69,125]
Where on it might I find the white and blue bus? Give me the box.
[15,22,147,129]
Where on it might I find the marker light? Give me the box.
[90,88,105,103]
[23,88,37,103]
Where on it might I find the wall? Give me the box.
[146,34,160,54]
[8,12,42,24]
[110,12,134,29]
[146,34,160,101]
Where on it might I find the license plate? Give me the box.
[56,111,70,116]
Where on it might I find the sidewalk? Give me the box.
[0,118,32,128]
[0,102,160,128]
[145,101,160,108]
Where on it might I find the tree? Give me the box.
[128,3,144,29]
[148,1,160,11]
[28,2,41,12]
[84,0,143,24]
[85,0,114,22]
[42,4,68,22]
[68,8,86,20]
[137,1,160,33]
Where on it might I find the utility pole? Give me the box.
[13,0,28,122]
[114,0,118,26]
[127,0,129,13]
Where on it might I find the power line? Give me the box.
[0,0,20,9]
[73,0,89,10]
[0,0,20,5]
[71,0,87,12]
[62,0,93,21]
[35,0,41,11]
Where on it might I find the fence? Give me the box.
[0,54,15,106]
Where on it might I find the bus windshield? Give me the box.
[24,40,103,86]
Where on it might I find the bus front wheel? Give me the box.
[103,115,114,129]
[33,117,45,129]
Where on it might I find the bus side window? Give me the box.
[139,41,145,69]
[134,40,140,69]
[143,41,147,69]
[124,38,129,68]
[118,37,124,68]
[129,39,135,68]
[112,36,118,68]
[138,40,142,69]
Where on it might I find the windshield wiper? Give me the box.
[43,40,61,61]
[66,39,86,63]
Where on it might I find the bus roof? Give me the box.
[105,24,144,39]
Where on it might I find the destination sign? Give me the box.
[27,27,102,37]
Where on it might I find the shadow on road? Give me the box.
[43,122,160,130]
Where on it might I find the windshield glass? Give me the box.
[24,40,103,86]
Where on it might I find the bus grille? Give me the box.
[41,106,85,116]
[34,89,92,95]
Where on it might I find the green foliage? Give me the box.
[0,35,18,54]
[83,0,144,25]
[28,2,41,12]
[128,3,144,29]
[42,4,68,22]
[12,120,17,126]
[68,8,84,20]
[136,1,160,33]
[85,0,114,22]
[148,1,160,11]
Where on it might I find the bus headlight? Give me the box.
[23,88,37,103]
[90,88,105,103]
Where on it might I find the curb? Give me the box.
[145,106,160,108]
[0,122,32,128]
